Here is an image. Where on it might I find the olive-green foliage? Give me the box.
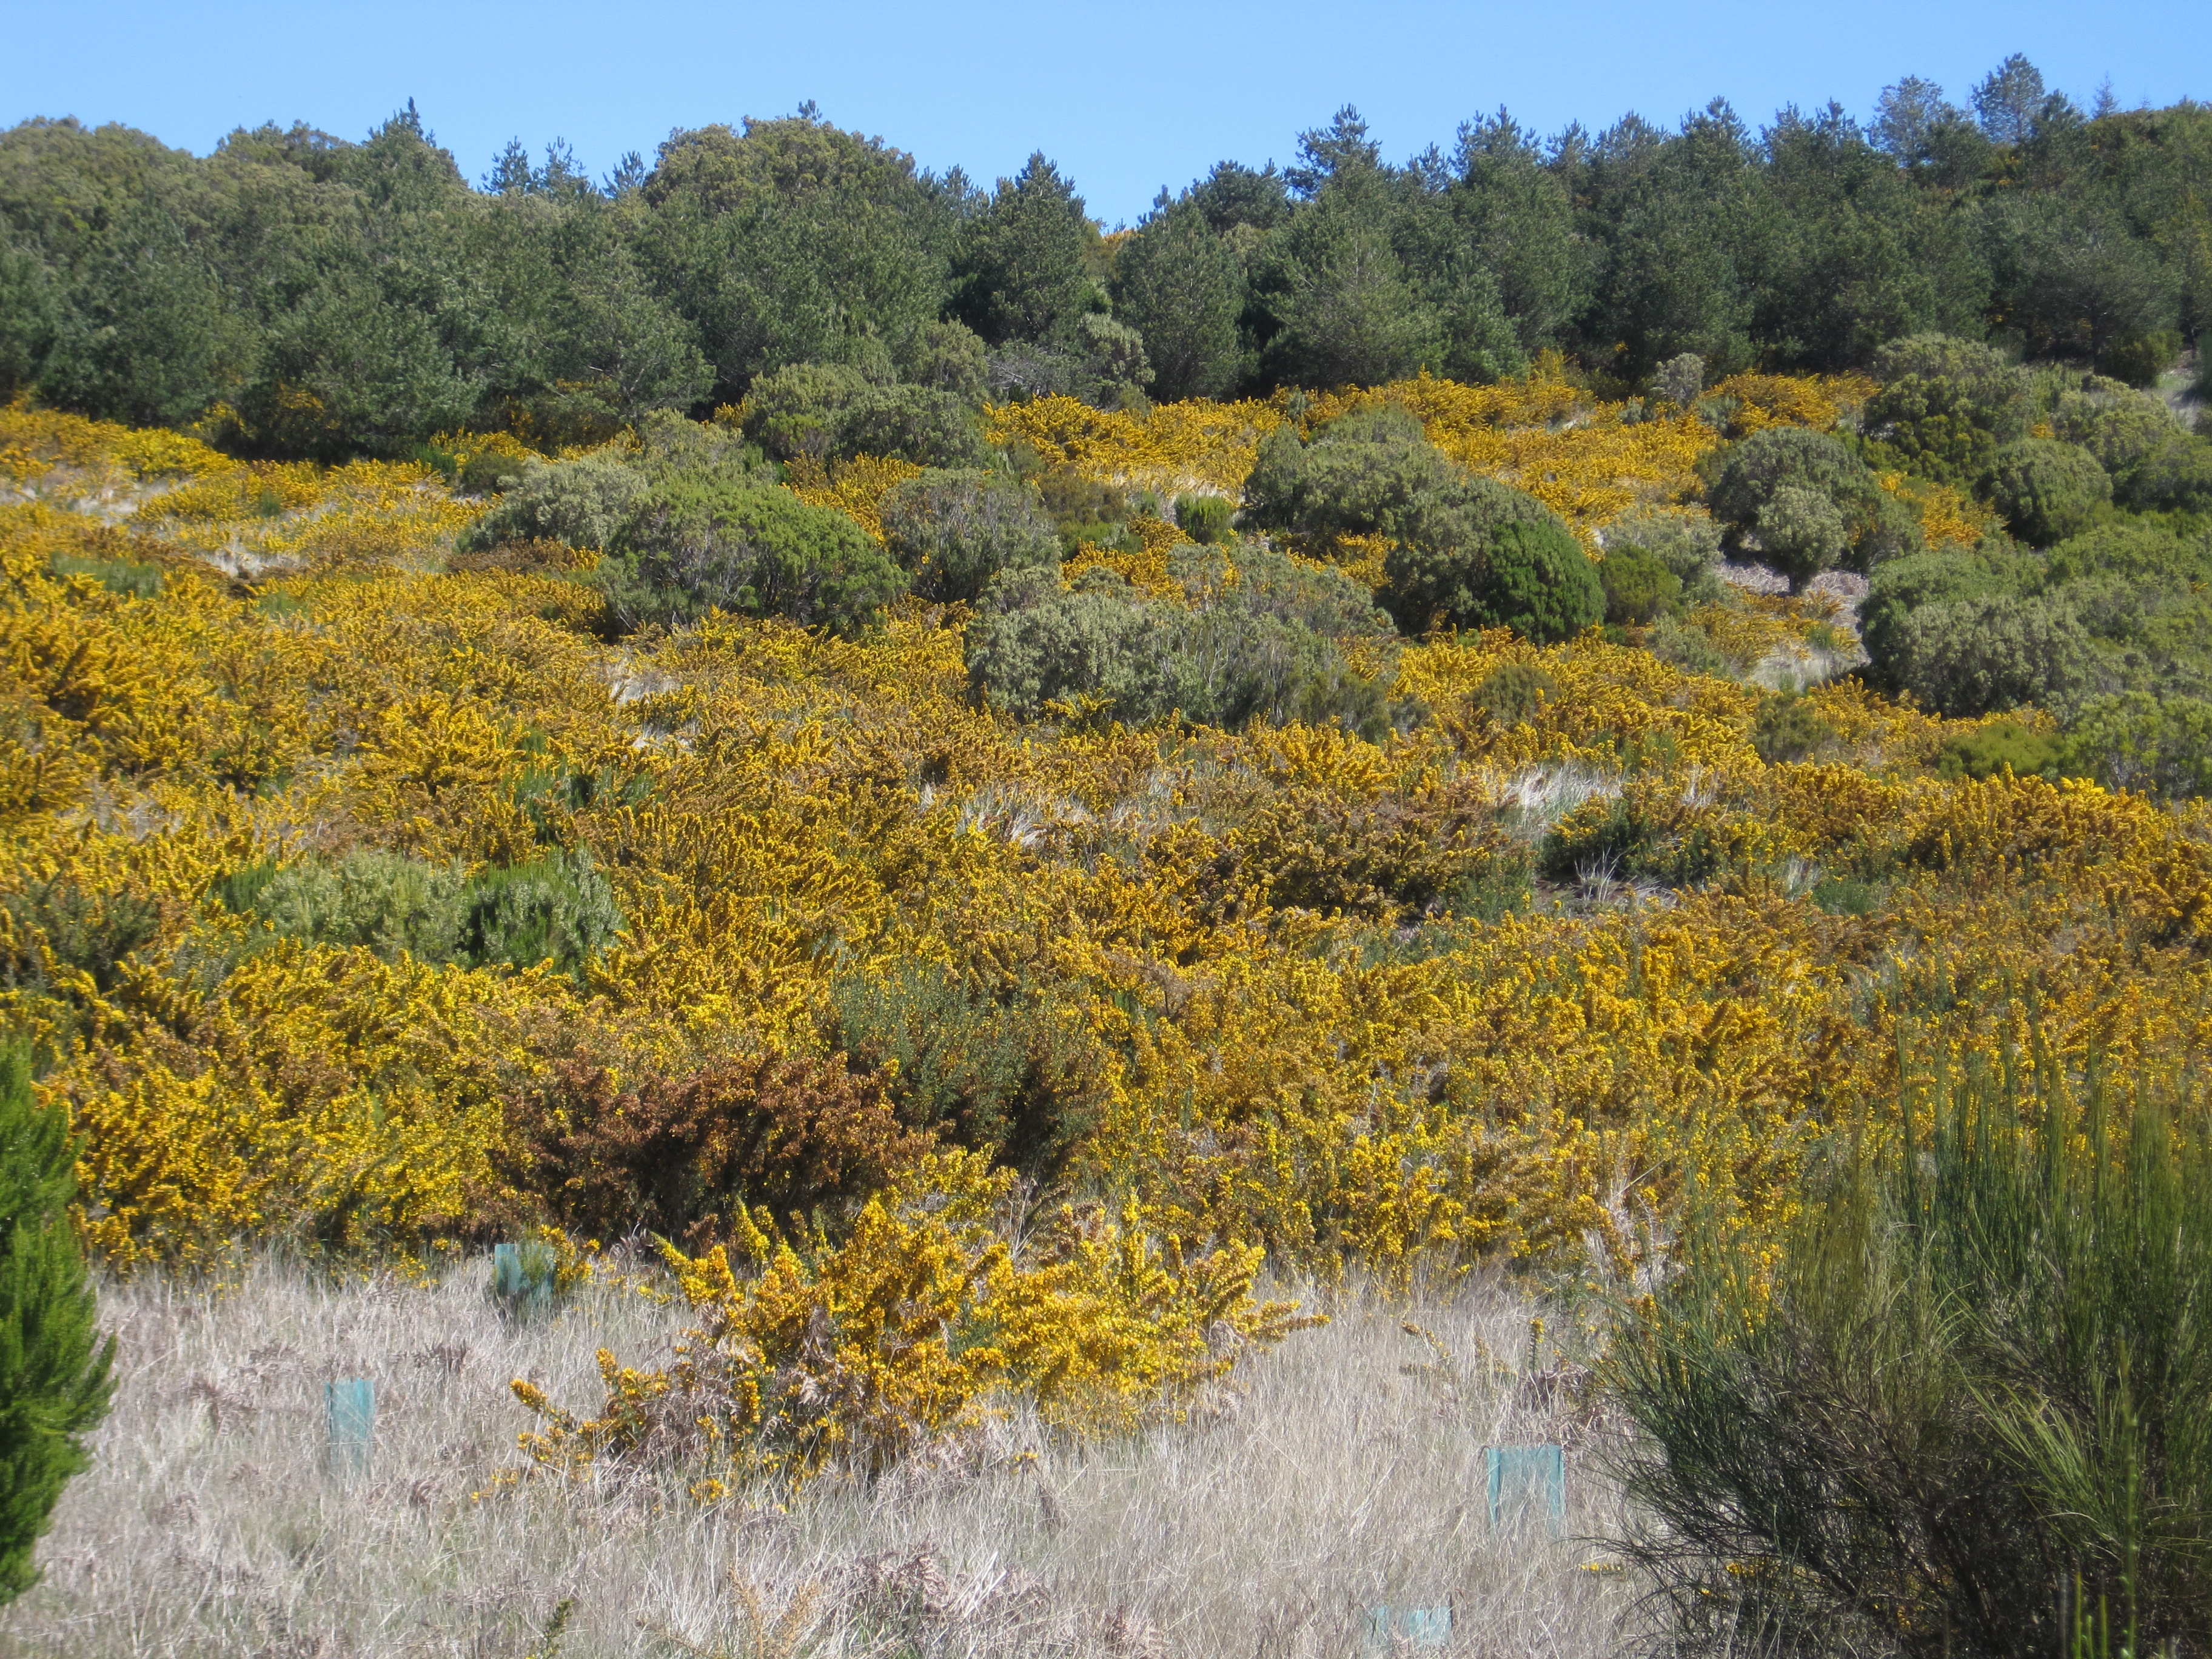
[1868,335,2028,449]
[1977,438,2111,547]
[877,468,1058,603]
[1886,591,2092,718]
[1469,662,1558,726]
[49,554,161,601]
[1537,794,1723,890]
[964,544,1397,732]
[1244,404,1592,640]
[252,848,466,962]
[1604,505,1728,605]
[1174,494,1235,545]
[951,153,1098,349]
[1750,693,1836,764]
[1109,199,1245,402]
[1610,1064,2212,1658]
[1706,425,1922,581]
[737,361,987,468]
[826,962,1107,1177]
[2060,692,2212,800]
[1597,546,1683,626]
[1429,518,1603,643]
[455,849,624,978]
[1865,374,2007,484]
[460,450,651,554]
[602,480,907,636]
[2102,328,2184,387]
[2048,375,2188,481]
[0,1044,114,1604]
[1,877,161,998]
[2120,434,2212,514]
[1860,539,2028,683]
[1936,719,2063,781]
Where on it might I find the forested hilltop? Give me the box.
[2,55,2208,457]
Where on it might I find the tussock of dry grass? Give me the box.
[0,1263,1635,1658]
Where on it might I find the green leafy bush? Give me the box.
[2060,692,2212,800]
[458,450,650,555]
[2120,435,2212,514]
[1469,662,1558,727]
[738,362,986,468]
[1750,693,1836,764]
[1706,424,1922,581]
[49,554,161,600]
[1597,545,1682,625]
[602,480,906,636]
[1604,504,1727,605]
[1398,518,1601,643]
[2102,327,2184,387]
[456,850,624,978]
[1174,494,1235,545]
[253,848,466,963]
[2049,375,2187,481]
[1977,438,2111,547]
[1936,719,2063,781]
[1609,1063,2212,1657]
[877,468,1058,603]
[0,877,161,999]
[1860,541,2033,689]
[965,545,1397,730]
[1883,592,2092,718]
[0,1045,113,1603]
[827,962,1108,1178]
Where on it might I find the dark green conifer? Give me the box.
[0,1044,113,1603]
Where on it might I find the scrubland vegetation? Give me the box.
[2,50,2212,1659]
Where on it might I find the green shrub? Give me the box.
[1609,1062,2212,1657]
[49,554,161,601]
[458,450,650,555]
[1174,494,1235,545]
[1751,693,1835,764]
[0,876,161,1000]
[456,850,623,978]
[1648,615,1735,679]
[253,848,466,963]
[0,1045,114,1603]
[1598,544,1682,625]
[1242,403,1459,541]
[739,363,987,468]
[964,567,1176,722]
[1809,875,1885,916]
[1470,662,1558,727]
[1605,504,1727,605]
[1977,438,2111,547]
[1936,719,2064,781]
[1869,335,2028,437]
[2102,327,2184,387]
[2049,375,2187,480]
[1706,424,1921,581]
[1459,520,1604,643]
[1865,374,2004,483]
[1884,591,2093,718]
[2060,691,2212,800]
[1860,541,2033,685]
[603,481,907,636]
[2041,520,2208,588]
[877,468,1058,603]
[826,962,1107,1177]
[2120,435,2212,514]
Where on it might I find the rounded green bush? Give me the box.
[605,481,907,636]
[1976,438,2111,548]
[1174,494,1235,545]
[1473,521,1606,644]
[1598,545,1683,625]
[879,469,1058,603]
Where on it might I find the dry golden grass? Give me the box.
[0,1262,1635,1659]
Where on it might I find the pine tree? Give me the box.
[0,1044,112,1603]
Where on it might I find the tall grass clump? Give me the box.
[1609,1057,2212,1659]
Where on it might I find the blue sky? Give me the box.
[4,1,2205,224]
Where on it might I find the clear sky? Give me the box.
[4,1,2205,224]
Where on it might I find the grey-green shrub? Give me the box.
[2049,374,2188,480]
[877,469,1058,603]
[1705,424,1922,580]
[1884,591,2093,717]
[253,847,466,963]
[1604,504,1727,605]
[1174,494,1235,545]
[456,848,623,977]
[1977,437,2111,547]
[1389,515,1602,642]
[2060,691,2212,800]
[739,361,986,467]
[601,480,906,636]
[459,449,650,554]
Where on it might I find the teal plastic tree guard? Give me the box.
[1486,1443,1564,1532]
[492,1240,556,1316]
[1362,1605,1452,1653]
[326,1377,374,1478]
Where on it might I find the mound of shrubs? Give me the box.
[1705,425,1922,586]
[1244,403,1603,640]
[964,541,1412,737]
